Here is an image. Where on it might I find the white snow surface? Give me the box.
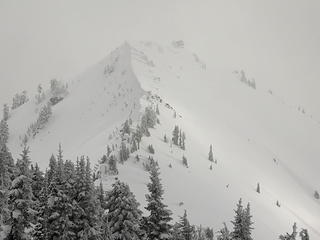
[6,41,320,239]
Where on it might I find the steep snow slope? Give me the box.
[6,41,320,239]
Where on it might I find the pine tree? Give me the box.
[181,132,186,150]
[6,147,35,240]
[279,223,298,240]
[37,103,52,129]
[231,199,253,240]
[299,229,309,240]
[47,147,76,240]
[177,210,193,240]
[256,183,260,194]
[31,163,44,200]
[144,161,172,240]
[3,104,9,121]
[182,156,188,168]
[208,145,213,162]
[106,181,144,240]
[47,154,57,183]
[0,144,14,232]
[0,119,9,145]
[122,120,131,136]
[172,126,179,145]
[217,223,231,240]
[32,174,49,240]
[74,157,103,239]
[119,142,130,163]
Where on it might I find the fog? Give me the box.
[0,0,319,115]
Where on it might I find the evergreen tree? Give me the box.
[299,229,309,240]
[119,142,130,163]
[231,199,253,240]
[182,156,188,168]
[208,145,213,162]
[37,103,52,129]
[156,105,160,115]
[6,147,35,240]
[177,210,193,240]
[144,161,172,240]
[3,104,9,121]
[122,120,131,136]
[106,181,144,240]
[47,154,57,183]
[279,223,298,240]
[181,132,186,150]
[256,183,260,194]
[74,157,103,239]
[172,126,180,145]
[32,174,49,240]
[0,119,9,145]
[217,223,231,240]
[31,163,44,200]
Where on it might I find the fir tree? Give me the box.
[3,104,9,121]
[177,210,194,240]
[182,156,188,168]
[181,132,186,150]
[144,161,172,240]
[217,223,231,240]
[74,157,103,239]
[0,119,9,145]
[208,145,213,162]
[299,229,309,240]
[106,181,144,240]
[6,147,35,240]
[231,199,253,240]
[279,223,298,240]
[31,163,44,200]
[256,183,260,194]
[122,120,131,136]
[32,174,49,240]
[172,126,180,145]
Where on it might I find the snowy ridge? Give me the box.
[5,41,320,240]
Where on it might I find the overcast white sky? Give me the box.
[0,0,319,114]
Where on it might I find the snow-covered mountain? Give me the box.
[6,41,320,239]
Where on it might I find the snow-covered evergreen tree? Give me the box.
[217,223,231,240]
[106,181,144,240]
[6,147,35,240]
[0,119,9,145]
[279,223,298,240]
[74,157,103,239]
[256,183,260,194]
[172,126,180,145]
[208,145,214,162]
[119,142,130,163]
[144,160,172,240]
[231,199,253,240]
[177,210,194,240]
[3,104,9,121]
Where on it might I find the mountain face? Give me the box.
[6,41,320,239]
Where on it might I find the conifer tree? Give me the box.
[217,223,231,240]
[172,126,180,145]
[106,181,144,240]
[74,157,103,239]
[144,160,172,240]
[0,119,9,145]
[231,199,253,240]
[6,147,35,240]
[181,132,186,150]
[279,223,298,240]
[3,104,9,121]
[256,183,260,194]
[31,163,44,200]
[177,210,194,240]
[32,174,49,240]
[208,145,214,162]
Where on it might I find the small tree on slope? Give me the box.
[144,160,172,240]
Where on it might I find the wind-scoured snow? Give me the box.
[6,41,320,240]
